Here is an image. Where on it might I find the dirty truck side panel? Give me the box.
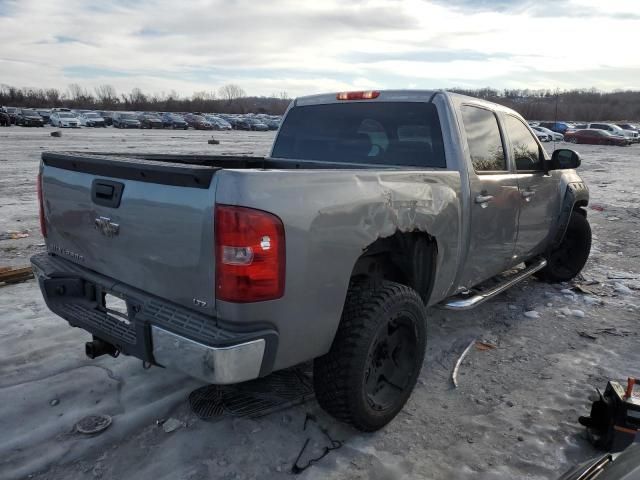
[214,168,462,371]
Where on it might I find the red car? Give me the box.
[565,129,630,146]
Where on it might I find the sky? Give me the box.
[1,0,639,98]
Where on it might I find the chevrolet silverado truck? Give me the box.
[31,90,591,431]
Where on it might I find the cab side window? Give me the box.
[504,116,543,171]
[460,105,506,172]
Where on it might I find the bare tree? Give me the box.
[94,84,118,108]
[218,84,246,103]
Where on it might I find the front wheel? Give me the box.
[314,279,427,432]
[536,211,591,283]
[568,137,578,144]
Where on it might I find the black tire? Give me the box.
[536,210,591,283]
[314,279,427,432]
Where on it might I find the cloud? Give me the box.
[0,0,638,97]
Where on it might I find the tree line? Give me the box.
[0,83,291,115]
[2,83,639,120]
[449,87,640,121]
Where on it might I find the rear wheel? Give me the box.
[314,279,427,432]
[568,137,578,144]
[536,210,591,283]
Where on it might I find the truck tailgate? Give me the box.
[41,152,218,313]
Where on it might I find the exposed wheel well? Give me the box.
[350,231,437,303]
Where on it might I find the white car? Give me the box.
[531,126,564,141]
[531,129,551,142]
[50,112,80,128]
[78,112,106,127]
[576,122,639,142]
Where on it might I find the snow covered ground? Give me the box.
[0,127,638,479]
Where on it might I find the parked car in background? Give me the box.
[78,112,106,127]
[532,129,551,142]
[203,114,232,130]
[184,113,213,130]
[17,109,45,127]
[538,121,574,134]
[233,118,253,130]
[0,109,11,126]
[50,111,80,128]
[260,117,280,130]
[137,112,164,129]
[37,109,52,124]
[575,122,639,143]
[248,118,269,131]
[160,112,189,129]
[531,125,564,141]
[565,129,630,146]
[98,112,114,126]
[3,106,19,124]
[112,112,141,129]
[616,123,640,140]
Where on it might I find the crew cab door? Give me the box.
[502,114,561,261]
[457,105,520,289]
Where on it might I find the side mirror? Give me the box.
[548,149,580,170]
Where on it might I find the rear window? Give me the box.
[272,102,446,167]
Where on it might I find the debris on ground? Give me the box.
[579,378,640,452]
[452,338,476,388]
[49,399,59,407]
[524,310,540,319]
[161,417,185,433]
[75,414,112,435]
[571,284,597,295]
[559,307,585,317]
[291,414,343,474]
[189,366,314,420]
[614,283,633,295]
[577,331,598,340]
[0,266,34,286]
[608,271,637,280]
[0,230,29,240]
[590,204,605,212]
[475,341,496,351]
[207,137,220,145]
[50,131,62,137]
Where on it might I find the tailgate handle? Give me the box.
[92,179,124,208]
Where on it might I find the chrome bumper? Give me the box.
[151,326,266,384]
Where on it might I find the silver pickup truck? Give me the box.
[31,90,591,431]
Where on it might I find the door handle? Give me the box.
[474,194,494,207]
[522,190,536,202]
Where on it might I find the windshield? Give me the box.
[168,114,183,120]
[272,102,446,167]
[85,113,99,118]
[22,110,39,116]
[58,113,75,118]
[120,113,136,120]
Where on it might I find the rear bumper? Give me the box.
[30,253,277,384]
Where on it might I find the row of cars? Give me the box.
[0,106,281,131]
[528,120,639,146]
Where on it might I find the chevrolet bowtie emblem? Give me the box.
[95,216,120,237]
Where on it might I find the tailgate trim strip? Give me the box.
[42,151,217,188]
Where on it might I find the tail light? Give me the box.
[37,172,47,238]
[215,205,285,302]
[336,90,380,100]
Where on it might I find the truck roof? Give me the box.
[293,89,521,117]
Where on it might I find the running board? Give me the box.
[442,258,547,311]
